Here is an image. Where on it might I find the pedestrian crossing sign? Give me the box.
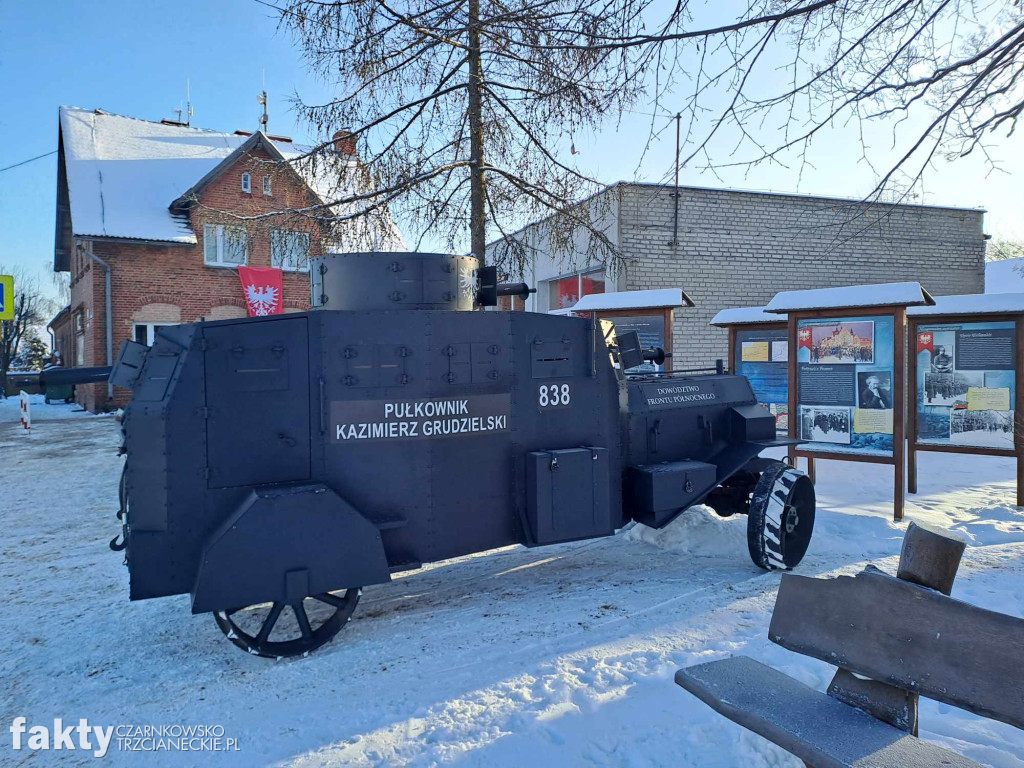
[0,275,13,321]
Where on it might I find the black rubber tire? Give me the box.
[747,461,815,570]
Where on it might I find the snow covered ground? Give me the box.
[0,392,101,423]
[2,413,1023,767]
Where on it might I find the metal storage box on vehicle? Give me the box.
[625,460,718,528]
[526,447,613,545]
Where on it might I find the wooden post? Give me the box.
[826,521,966,739]
[896,520,966,596]
[893,308,906,522]
[1017,316,1024,507]
[728,325,737,376]
[787,313,798,469]
[907,317,918,495]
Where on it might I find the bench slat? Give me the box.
[675,656,985,768]
[769,567,1024,729]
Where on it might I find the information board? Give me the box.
[795,315,895,455]
[915,321,1016,449]
[0,274,13,321]
[734,326,788,431]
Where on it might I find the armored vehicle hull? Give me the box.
[54,252,816,658]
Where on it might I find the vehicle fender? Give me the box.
[191,483,390,613]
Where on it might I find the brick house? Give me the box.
[487,182,987,369]
[51,107,403,411]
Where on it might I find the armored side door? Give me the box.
[204,317,311,488]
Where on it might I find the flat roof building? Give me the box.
[487,182,986,370]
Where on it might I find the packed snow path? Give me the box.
[2,410,1022,767]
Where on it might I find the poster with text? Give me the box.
[735,327,788,433]
[796,315,894,455]
[916,321,1016,449]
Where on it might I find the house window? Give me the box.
[203,224,248,267]
[271,230,310,271]
[547,268,606,310]
[73,310,85,366]
[262,176,272,196]
[241,173,252,194]
[133,323,176,346]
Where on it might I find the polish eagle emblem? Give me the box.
[245,284,280,316]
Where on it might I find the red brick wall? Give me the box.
[70,147,324,411]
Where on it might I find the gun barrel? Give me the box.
[495,283,536,301]
[38,366,113,387]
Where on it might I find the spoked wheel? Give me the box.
[747,461,815,571]
[213,589,361,659]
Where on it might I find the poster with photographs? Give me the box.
[949,408,1014,448]
[735,327,788,433]
[796,315,894,455]
[798,321,874,364]
[916,321,1017,449]
[923,371,981,407]
[799,405,851,444]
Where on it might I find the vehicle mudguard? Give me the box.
[191,483,390,613]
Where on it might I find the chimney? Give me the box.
[332,130,357,157]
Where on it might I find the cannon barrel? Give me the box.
[38,366,113,387]
[495,282,536,302]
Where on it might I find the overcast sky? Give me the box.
[1,0,1020,304]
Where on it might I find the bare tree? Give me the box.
[571,0,1022,204]
[250,0,1020,271]
[1,267,53,396]
[989,237,1024,260]
[259,0,669,272]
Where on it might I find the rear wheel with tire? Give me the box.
[747,461,815,570]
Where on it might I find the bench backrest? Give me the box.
[769,564,1024,729]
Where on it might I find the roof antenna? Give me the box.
[258,90,268,134]
[257,69,268,133]
[186,78,193,126]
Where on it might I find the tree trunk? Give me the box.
[466,0,487,265]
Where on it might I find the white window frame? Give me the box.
[241,172,252,194]
[271,229,311,272]
[262,175,272,196]
[203,224,248,267]
[132,322,177,347]
[545,267,606,311]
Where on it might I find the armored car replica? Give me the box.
[47,252,815,658]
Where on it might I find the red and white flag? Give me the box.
[238,266,284,317]
[917,332,934,355]
[797,327,813,353]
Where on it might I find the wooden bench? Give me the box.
[675,521,1024,767]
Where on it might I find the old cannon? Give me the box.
[41,252,815,658]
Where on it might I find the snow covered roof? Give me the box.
[985,259,1024,294]
[570,288,694,312]
[60,107,261,243]
[709,306,783,326]
[57,106,404,250]
[908,292,1024,317]
[765,281,935,313]
[168,131,316,213]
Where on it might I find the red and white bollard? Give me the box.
[19,390,31,431]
